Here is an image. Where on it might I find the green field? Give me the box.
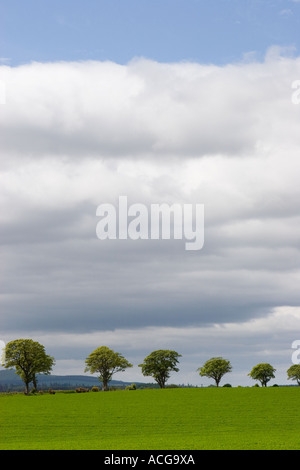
[0,387,299,450]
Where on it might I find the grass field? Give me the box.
[0,387,299,450]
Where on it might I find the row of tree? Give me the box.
[2,339,300,394]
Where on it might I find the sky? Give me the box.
[0,0,300,387]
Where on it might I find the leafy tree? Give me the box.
[287,364,300,386]
[2,339,55,394]
[139,349,181,389]
[248,363,276,387]
[84,346,132,391]
[197,357,232,387]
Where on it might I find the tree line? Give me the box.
[2,339,300,394]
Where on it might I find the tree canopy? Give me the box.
[138,349,181,388]
[2,339,55,394]
[248,363,276,387]
[84,346,132,391]
[287,364,300,386]
[197,357,232,387]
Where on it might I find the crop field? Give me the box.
[0,387,299,450]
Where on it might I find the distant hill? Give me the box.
[0,369,156,391]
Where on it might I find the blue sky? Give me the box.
[1,0,300,65]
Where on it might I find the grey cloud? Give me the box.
[1,228,296,335]
[1,55,300,384]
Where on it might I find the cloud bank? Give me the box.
[1,50,300,384]
[1,51,300,160]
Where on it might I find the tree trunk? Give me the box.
[33,375,37,390]
[102,380,109,391]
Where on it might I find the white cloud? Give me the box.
[1,52,300,382]
[1,52,300,160]
[279,9,293,17]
